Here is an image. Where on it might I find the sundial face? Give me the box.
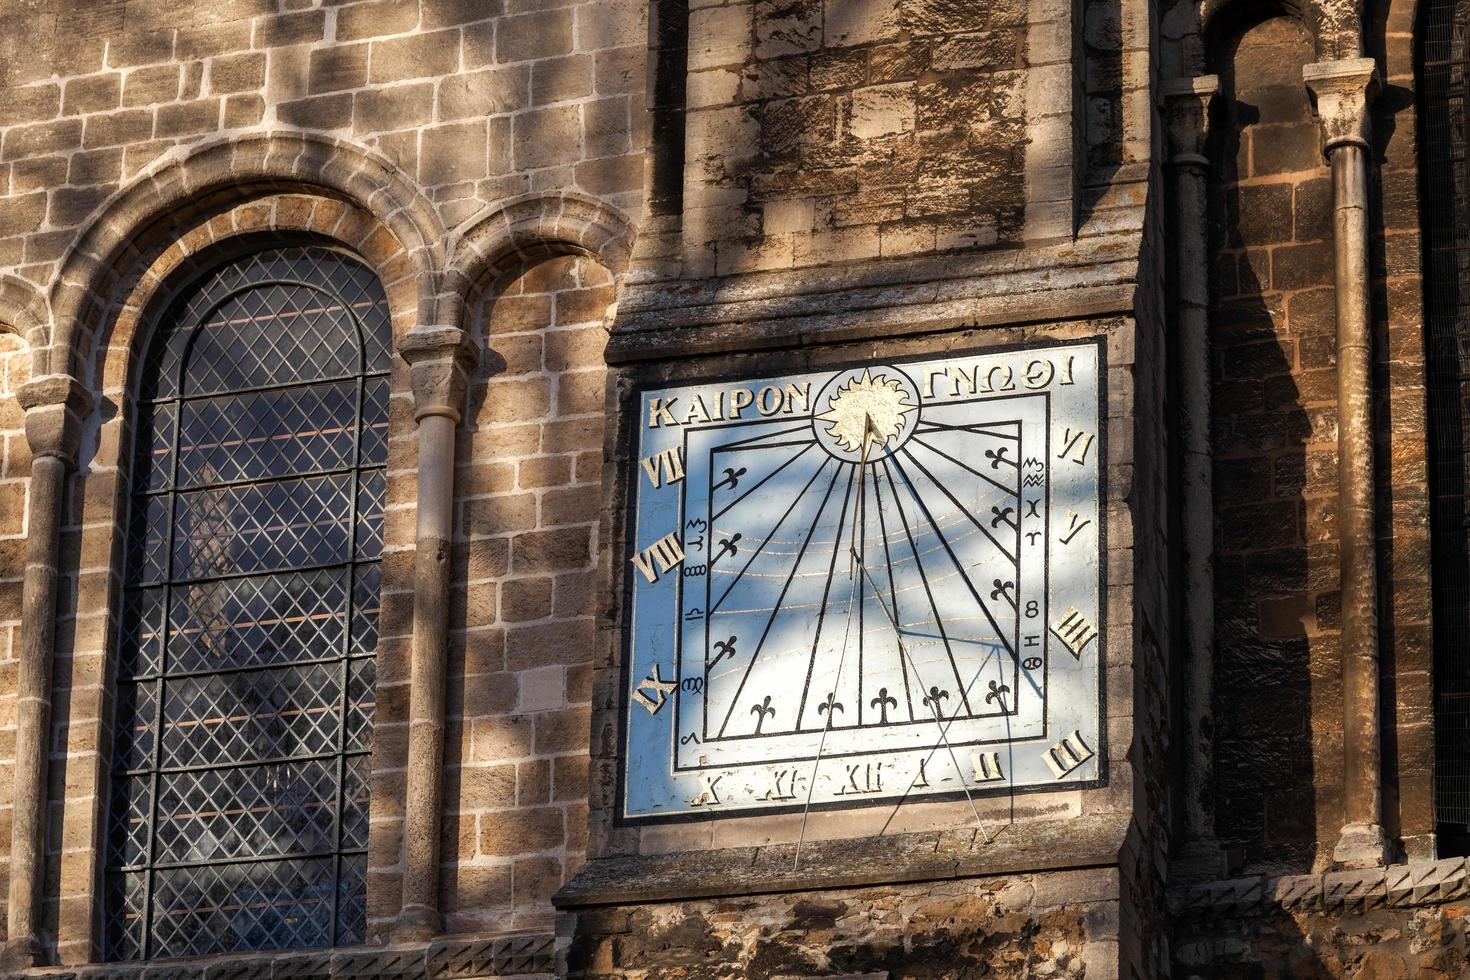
[620,341,1104,820]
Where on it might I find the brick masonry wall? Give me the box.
[1208,15,1347,874]
[433,255,613,936]
[0,328,30,933]
[1206,9,1434,877]
[676,0,1029,278]
[1371,0,1436,865]
[0,0,647,285]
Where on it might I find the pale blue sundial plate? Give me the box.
[621,341,1105,820]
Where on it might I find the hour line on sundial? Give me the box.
[621,343,1103,819]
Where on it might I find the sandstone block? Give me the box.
[440,67,528,119]
[370,30,461,84]
[338,0,421,41]
[497,10,575,63]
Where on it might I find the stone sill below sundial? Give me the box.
[554,815,1130,910]
[606,230,1144,365]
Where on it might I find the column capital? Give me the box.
[1163,74,1220,168]
[1304,57,1379,154]
[16,373,91,467]
[399,325,479,425]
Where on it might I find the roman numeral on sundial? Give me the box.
[1051,607,1097,659]
[630,532,685,583]
[970,750,1004,782]
[639,447,685,488]
[1043,730,1096,779]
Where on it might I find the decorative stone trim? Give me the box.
[437,190,637,334]
[399,325,480,424]
[1167,859,1470,920]
[16,933,555,980]
[43,131,446,380]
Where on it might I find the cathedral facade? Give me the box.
[0,0,1461,976]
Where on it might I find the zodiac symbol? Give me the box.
[750,695,776,734]
[817,692,844,717]
[870,688,898,724]
[713,533,742,563]
[985,679,1011,706]
[713,466,748,492]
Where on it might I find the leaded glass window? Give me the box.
[105,246,391,960]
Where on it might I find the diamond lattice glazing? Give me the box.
[106,246,388,961]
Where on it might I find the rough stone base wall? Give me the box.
[565,870,1122,979]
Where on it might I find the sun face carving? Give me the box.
[815,369,917,458]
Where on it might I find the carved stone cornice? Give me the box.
[398,325,478,424]
[16,373,92,467]
[1163,75,1220,169]
[1303,57,1379,155]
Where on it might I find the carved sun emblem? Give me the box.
[816,369,917,457]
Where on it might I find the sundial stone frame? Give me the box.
[609,336,1109,826]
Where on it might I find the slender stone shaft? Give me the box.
[5,374,90,969]
[1165,75,1225,880]
[394,325,477,941]
[1305,57,1391,870]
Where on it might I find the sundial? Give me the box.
[620,341,1104,820]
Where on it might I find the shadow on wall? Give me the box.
[1207,13,1339,880]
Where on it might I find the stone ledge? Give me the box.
[1167,857,1470,920]
[555,819,1129,910]
[607,232,1142,364]
[16,931,554,980]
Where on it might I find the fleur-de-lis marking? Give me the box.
[713,533,742,563]
[817,692,844,718]
[708,635,738,669]
[986,679,1011,706]
[870,687,898,724]
[922,685,950,718]
[750,695,776,734]
[714,466,748,491]
[985,446,1016,470]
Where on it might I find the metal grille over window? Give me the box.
[105,247,391,961]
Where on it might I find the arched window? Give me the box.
[104,246,390,960]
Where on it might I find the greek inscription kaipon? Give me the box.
[621,343,1106,819]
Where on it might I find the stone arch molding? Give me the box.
[1163,0,1366,82]
[42,130,448,381]
[0,273,47,349]
[439,190,638,333]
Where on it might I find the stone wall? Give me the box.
[670,0,1047,279]
[568,869,1121,978]
[1208,14,1345,875]
[1204,4,1433,876]
[0,0,646,283]
[0,327,30,932]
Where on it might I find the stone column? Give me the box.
[1165,74,1225,881]
[5,374,90,969]
[1304,57,1391,870]
[393,325,478,941]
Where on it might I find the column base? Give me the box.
[1,935,46,971]
[392,905,441,945]
[1332,822,1390,869]
[1171,835,1227,883]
